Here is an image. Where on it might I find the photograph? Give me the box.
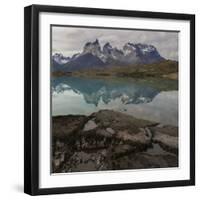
[24,4,195,195]
[51,26,179,173]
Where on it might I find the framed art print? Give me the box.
[24,5,195,195]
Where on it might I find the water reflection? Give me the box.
[52,77,178,126]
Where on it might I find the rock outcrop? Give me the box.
[52,110,178,173]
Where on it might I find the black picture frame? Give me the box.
[24,4,195,195]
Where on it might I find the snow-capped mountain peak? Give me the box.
[103,42,113,51]
[52,53,70,65]
[83,39,101,55]
[82,39,107,63]
[134,43,156,54]
[123,43,137,56]
[102,43,125,62]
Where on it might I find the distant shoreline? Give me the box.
[52,60,178,80]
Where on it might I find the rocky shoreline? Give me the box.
[52,110,178,173]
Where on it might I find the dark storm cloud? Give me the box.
[52,26,178,60]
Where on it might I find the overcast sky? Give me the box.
[52,26,178,61]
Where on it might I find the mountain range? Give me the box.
[52,39,165,72]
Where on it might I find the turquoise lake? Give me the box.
[52,77,178,126]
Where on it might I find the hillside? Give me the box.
[53,60,178,80]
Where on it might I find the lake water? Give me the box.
[52,76,178,126]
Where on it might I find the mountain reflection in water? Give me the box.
[52,77,178,126]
